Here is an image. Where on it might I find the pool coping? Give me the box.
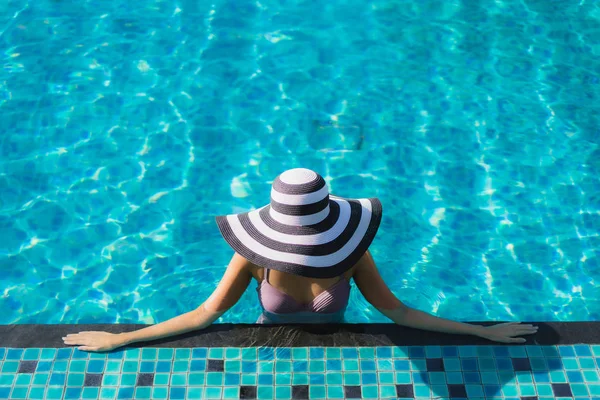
[2,322,599,348]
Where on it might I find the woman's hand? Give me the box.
[479,322,538,343]
[63,331,126,352]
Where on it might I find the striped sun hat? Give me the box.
[216,168,382,278]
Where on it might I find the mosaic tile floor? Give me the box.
[1,345,600,399]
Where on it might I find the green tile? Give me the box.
[223,386,240,399]
[69,360,86,373]
[343,372,360,385]
[206,372,223,386]
[208,348,224,359]
[134,387,151,399]
[326,372,342,385]
[123,361,138,373]
[309,360,325,372]
[275,372,291,385]
[291,348,307,360]
[292,373,308,385]
[189,373,206,385]
[241,373,257,385]
[170,373,187,386]
[275,361,291,373]
[327,385,344,398]
[102,374,119,386]
[82,387,99,399]
[326,348,341,359]
[173,360,189,372]
[154,373,170,385]
[362,385,379,399]
[106,360,122,373]
[343,359,359,371]
[0,373,15,385]
[157,349,173,360]
[242,348,257,360]
[225,348,240,359]
[275,385,291,399]
[32,373,49,385]
[124,348,140,360]
[258,361,273,373]
[309,385,326,399]
[152,387,168,399]
[174,349,190,360]
[67,373,84,386]
[257,386,273,399]
[187,388,203,399]
[120,373,136,386]
[225,360,241,373]
[23,349,40,360]
[359,348,375,359]
[99,387,116,400]
[28,387,45,399]
[40,349,56,360]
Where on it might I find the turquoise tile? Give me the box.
[476,346,493,357]
[2,361,18,373]
[309,385,326,399]
[562,357,579,369]
[379,372,394,385]
[120,373,136,386]
[291,348,307,360]
[466,385,484,397]
[274,385,291,399]
[99,387,116,400]
[588,384,600,396]
[501,384,518,397]
[481,371,499,384]
[40,349,56,360]
[479,358,496,371]
[173,360,189,372]
[258,361,273,373]
[72,349,89,360]
[258,386,274,399]
[187,388,203,399]
[343,372,360,385]
[275,360,291,373]
[242,374,257,386]
[551,370,568,383]
[11,386,28,399]
[0,348,4,360]
[508,347,527,357]
[327,385,344,398]
[414,384,430,398]
[170,373,186,386]
[275,372,291,385]
[292,373,308,385]
[223,386,240,399]
[174,349,190,360]
[326,348,341,359]
[410,359,426,371]
[22,349,40,360]
[208,348,224,359]
[68,360,86,373]
[361,385,379,399]
[583,370,600,382]
[188,372,205,386]
[343,359,359,371]
[141,348,157,360]
[157,349,173,360]
[309,373,325,385]
[102,374,119,386]
[46,387,64,400]
[309,360,325,372]
[359,347,375,359]
[134,387,151,399]
[519,384,536,396]
[579,358,596,369]
[242,348,257,360]
[225,360,241,373]
[326,372,342,385]
[446,371,463,384]
[429,371,446,384]
[64,387,82,399]
[152,387,168,399]
[28,387,45,399]
[32,372,48,385]
[517,373,533,383]
[89,352,106,360]
[380,385,397,398]
[443,358,461,371]
[425,346,442,358]
[292,361,307,372]
[53,361,67,372]
[526,346,544,357]
[225,348,241,359]
[459,346,477,357]
[571,383,589,396]
[0,373,15,385]
[206,372,223,386]
[106,360,122,373]
[395,372,411,384]
[377,359,393,371]
[536,383,554,397]
[530,357,547,370]
[393,346,409,358]
[430,384,449,397]
[82,387,99,399]
[66,373,84,386]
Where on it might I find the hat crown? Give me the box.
[269,168,330,226]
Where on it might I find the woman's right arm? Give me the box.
[352,251,536,343]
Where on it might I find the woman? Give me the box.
[64,168,537,352]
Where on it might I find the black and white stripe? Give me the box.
[216,168,383,278]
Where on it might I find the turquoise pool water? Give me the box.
[1,0,599,324]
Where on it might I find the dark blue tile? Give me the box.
[448,384,467,397]
[552,383,572,397]
[442,347,458,357]
[169,387,186,399]
[344,385,362,399]
[342,348,358,359]
[64,388,82,399]
[396,384,414,398]
[117,387,134,399]
[567,371,584,383]
[426,358,444,372]
[136,373,154,386]
[512,358,531,371]
[84,373,102,387]
[258,374,273,385]
[207,359,224,372]
[192,348,207,359]
[409,347,425,358]
[292,385,308,400]
[327,360,342,371]
[240,386,257,399]
[17,360,37,373]
[362,373,377,385]
[242,361,257,373]
[309,348,324,359]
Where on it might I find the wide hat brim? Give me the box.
[216,196,382,278]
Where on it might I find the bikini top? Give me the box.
[257,268,351,314]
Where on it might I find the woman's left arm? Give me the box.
[63,253,253,351]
